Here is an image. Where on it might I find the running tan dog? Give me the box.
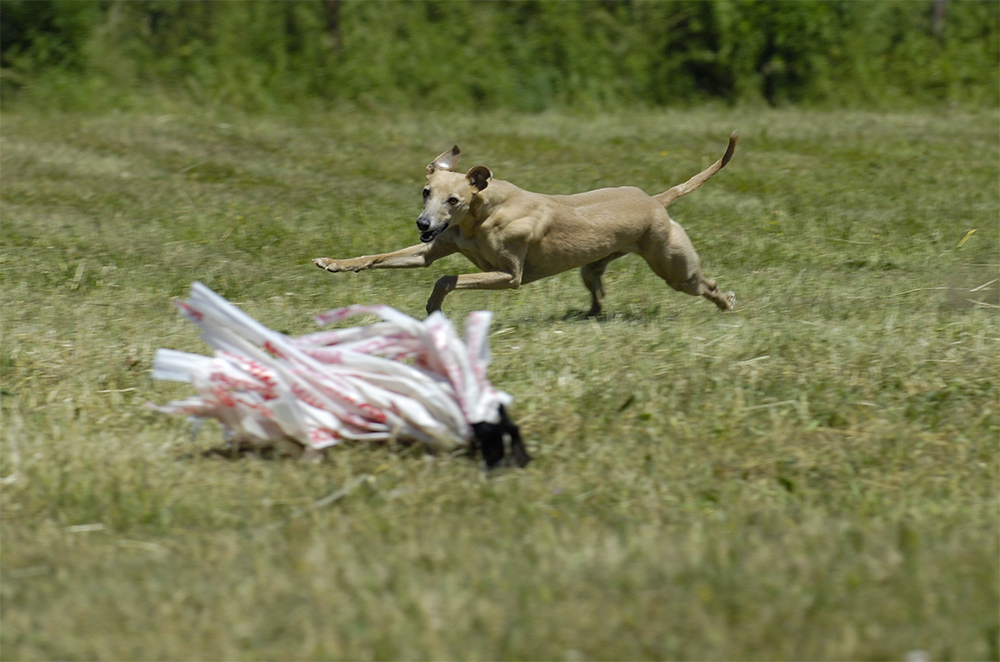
[314,133,738,316]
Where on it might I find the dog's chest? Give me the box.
[453,232,505,272]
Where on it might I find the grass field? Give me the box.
[2,105,998,660]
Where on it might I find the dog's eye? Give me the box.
[422,188,430,199]
[447,197,459,206]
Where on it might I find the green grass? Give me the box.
[2,105,998,660]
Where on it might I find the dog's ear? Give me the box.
[427,145,460,175]
[466,165,492,192]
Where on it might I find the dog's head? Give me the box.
[417,146,492,243]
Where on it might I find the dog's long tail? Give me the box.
[655,130,738,208]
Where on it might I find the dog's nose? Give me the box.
[416,217,430,231]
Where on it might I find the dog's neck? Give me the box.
[467,178,518,226]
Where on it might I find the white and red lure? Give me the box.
[149,283,528,466]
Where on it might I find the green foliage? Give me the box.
[0,0,99,70]
[2,0,997,112]
[1,105,998,659]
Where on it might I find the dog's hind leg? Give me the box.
[640,221,735,311]
[580,253,625,317]
[668,273,736,311]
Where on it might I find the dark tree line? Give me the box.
[2,0,996,110]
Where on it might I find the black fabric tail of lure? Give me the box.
[471,405,531,469]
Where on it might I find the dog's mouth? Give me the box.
[419,223,449,243]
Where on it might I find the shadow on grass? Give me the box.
[557,306,672,323]
[177,444,305,462]
[560,308,600,322]
[178,440,497,468]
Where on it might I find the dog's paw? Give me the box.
[720,291,736,310]
[313,257,342,273]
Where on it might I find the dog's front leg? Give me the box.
[426,270,522,314]
[313,242,455,274]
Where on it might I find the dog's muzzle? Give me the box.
[419,223,449,243]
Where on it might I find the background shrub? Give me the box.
[2,0,997,112]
